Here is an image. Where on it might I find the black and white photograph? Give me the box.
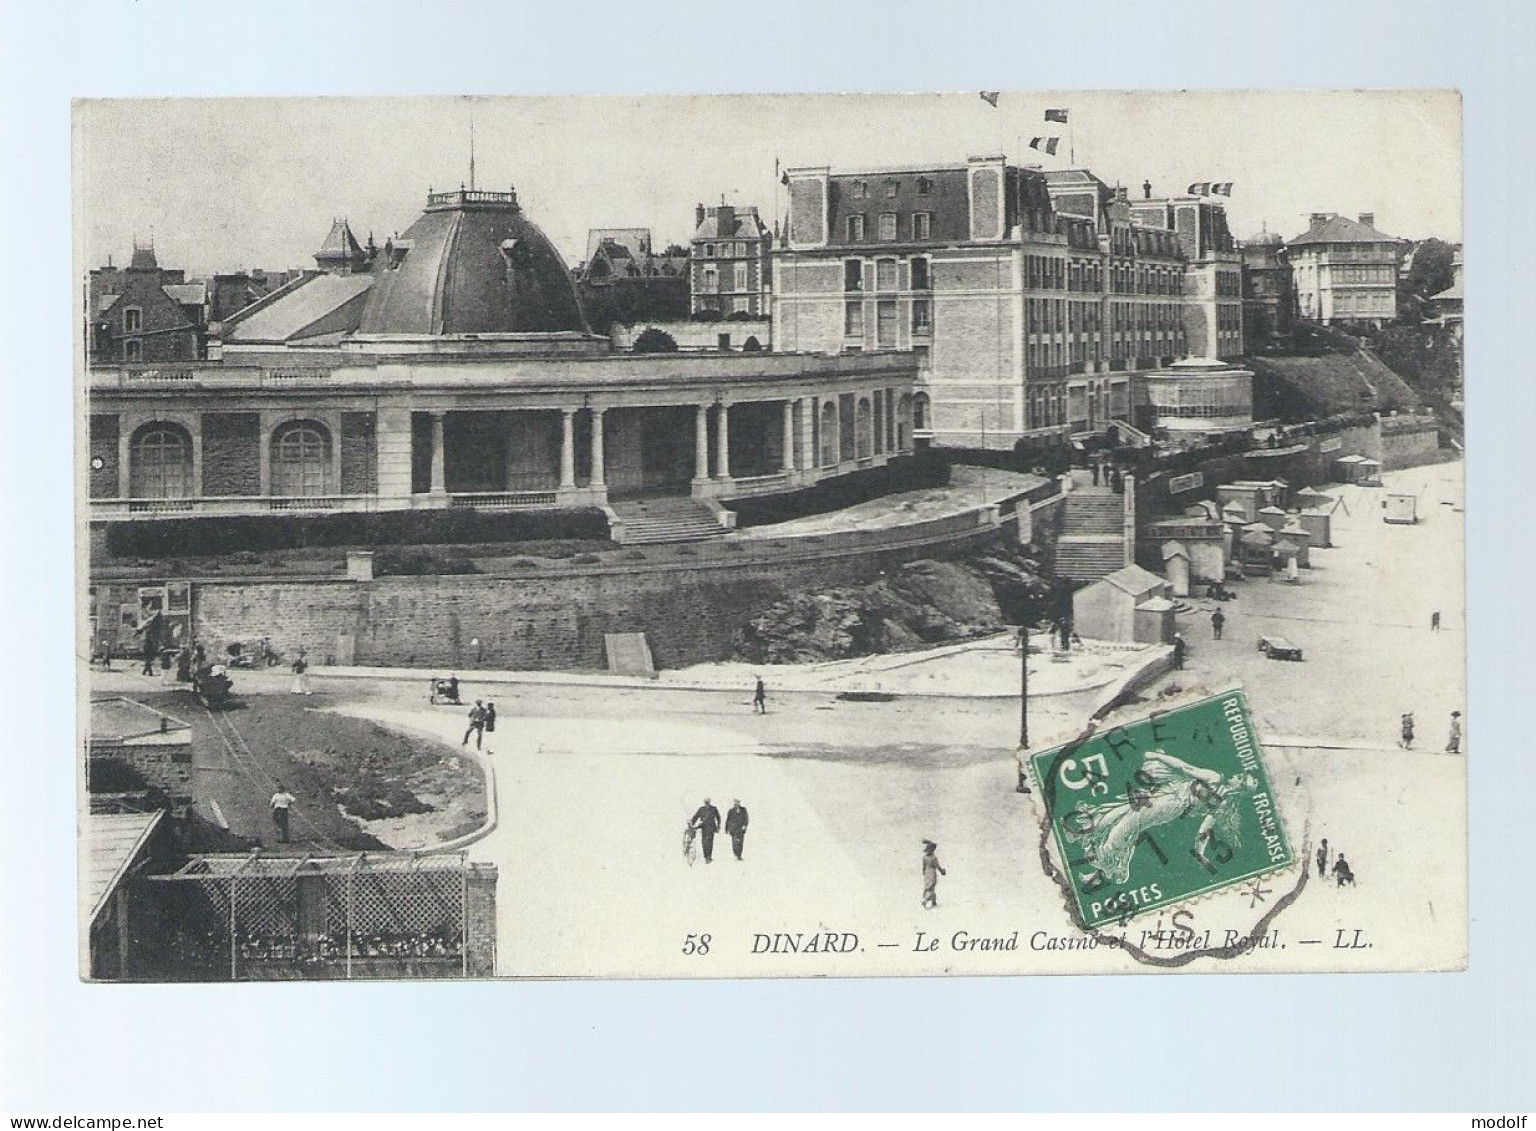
[0,0,1531,1115]
[73,89,1471,982]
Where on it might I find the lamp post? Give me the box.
[1016,625,1032,794]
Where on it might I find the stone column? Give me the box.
[590,407,607,488]
[781,399,795,471]
[429,411,447,495]
[258,411,275,496]
[715,402,731,480]
[693,403,710,483]
[559,408,577,489]
[374,407,413,508]
[117,419,133,498]
[189,419,205,498]
[327,410,344,496]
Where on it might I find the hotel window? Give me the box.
[912,212,931,239]
[733,262,748,292]
[878,213,897,242]
[885,179,899,198]
[913,345,931,371]
[845,301,864,337]
[911,257,930,291]
[847,214,866,241]
[917,177,934,196]
[912,299,932,335]
[876,258,899,291]
[124,307,143,333]
[845,259,864,292]
[702,266,718,293]
[877,300,898,347]
[852,181,868,199]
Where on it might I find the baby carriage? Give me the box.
[429,676,462,705]
[193,664,234,708]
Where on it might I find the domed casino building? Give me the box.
[88,187,919,531]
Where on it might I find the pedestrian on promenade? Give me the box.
[1399,712,1415,750]
[1332,854,1356,887]
[290,651,312,695]
[1172,634,1187,670]
[1316,838,1329,879]
[270,783,296,844]
[137,613,161,676]
[483,701,497,754]
[463,700,486,749]
[1211,609,1226,640]
[725,799,750,861]
[753,676,767,714]
[1430,610,1441,632]
[1091,461,1101,487]
[921,840,947,909]
[690,798,722,864]
[1446,711,1462,754]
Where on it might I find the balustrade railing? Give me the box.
[449,491,560,509]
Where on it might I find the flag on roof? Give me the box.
[1029,136,1060,155]
[1188,181,1211,196]
[1045,108,1069,123]
[980,91,1000,107]
[1212,182,1233,196]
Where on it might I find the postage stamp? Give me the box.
[1032,690,1294,929]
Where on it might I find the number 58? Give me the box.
[682,933,712,956]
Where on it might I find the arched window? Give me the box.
[900,394,918,449]
[819,402,838,467]
[856,397,874,459]
[272,421,331,497]
[130,423,192,498]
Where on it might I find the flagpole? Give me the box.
[1069,114,1075,166]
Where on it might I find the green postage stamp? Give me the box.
[1031,690,1295,929]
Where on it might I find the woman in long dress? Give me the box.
[1063,751,1256,885]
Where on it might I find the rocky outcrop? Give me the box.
[732,547,1054,664]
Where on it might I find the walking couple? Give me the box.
[686,798,749,864]
[463,699,498,751]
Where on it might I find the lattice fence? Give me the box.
[132,853,478,980]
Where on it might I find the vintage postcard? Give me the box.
[75,90,1465,980]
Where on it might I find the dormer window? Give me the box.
[851,181,868,199]
[885,179,900,198]
[917,177,934,196]
[123,307,142,333]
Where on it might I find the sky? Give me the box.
[75,89,1461,280]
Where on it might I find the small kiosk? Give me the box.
[1384,493,1419,525]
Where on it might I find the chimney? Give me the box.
[1310,213,1332,230]
[1357,212,1375,229]
[1143,179,1152,200]
[695,203,706,228]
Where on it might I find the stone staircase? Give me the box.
[1056,491,1128,582]
[609,497,728,545]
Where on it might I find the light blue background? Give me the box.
[2,0,1531,1113]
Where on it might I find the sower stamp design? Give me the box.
[1032,690,1293,929]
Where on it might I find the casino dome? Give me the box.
[357,187,589,337]
[1244,230,1284,247]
